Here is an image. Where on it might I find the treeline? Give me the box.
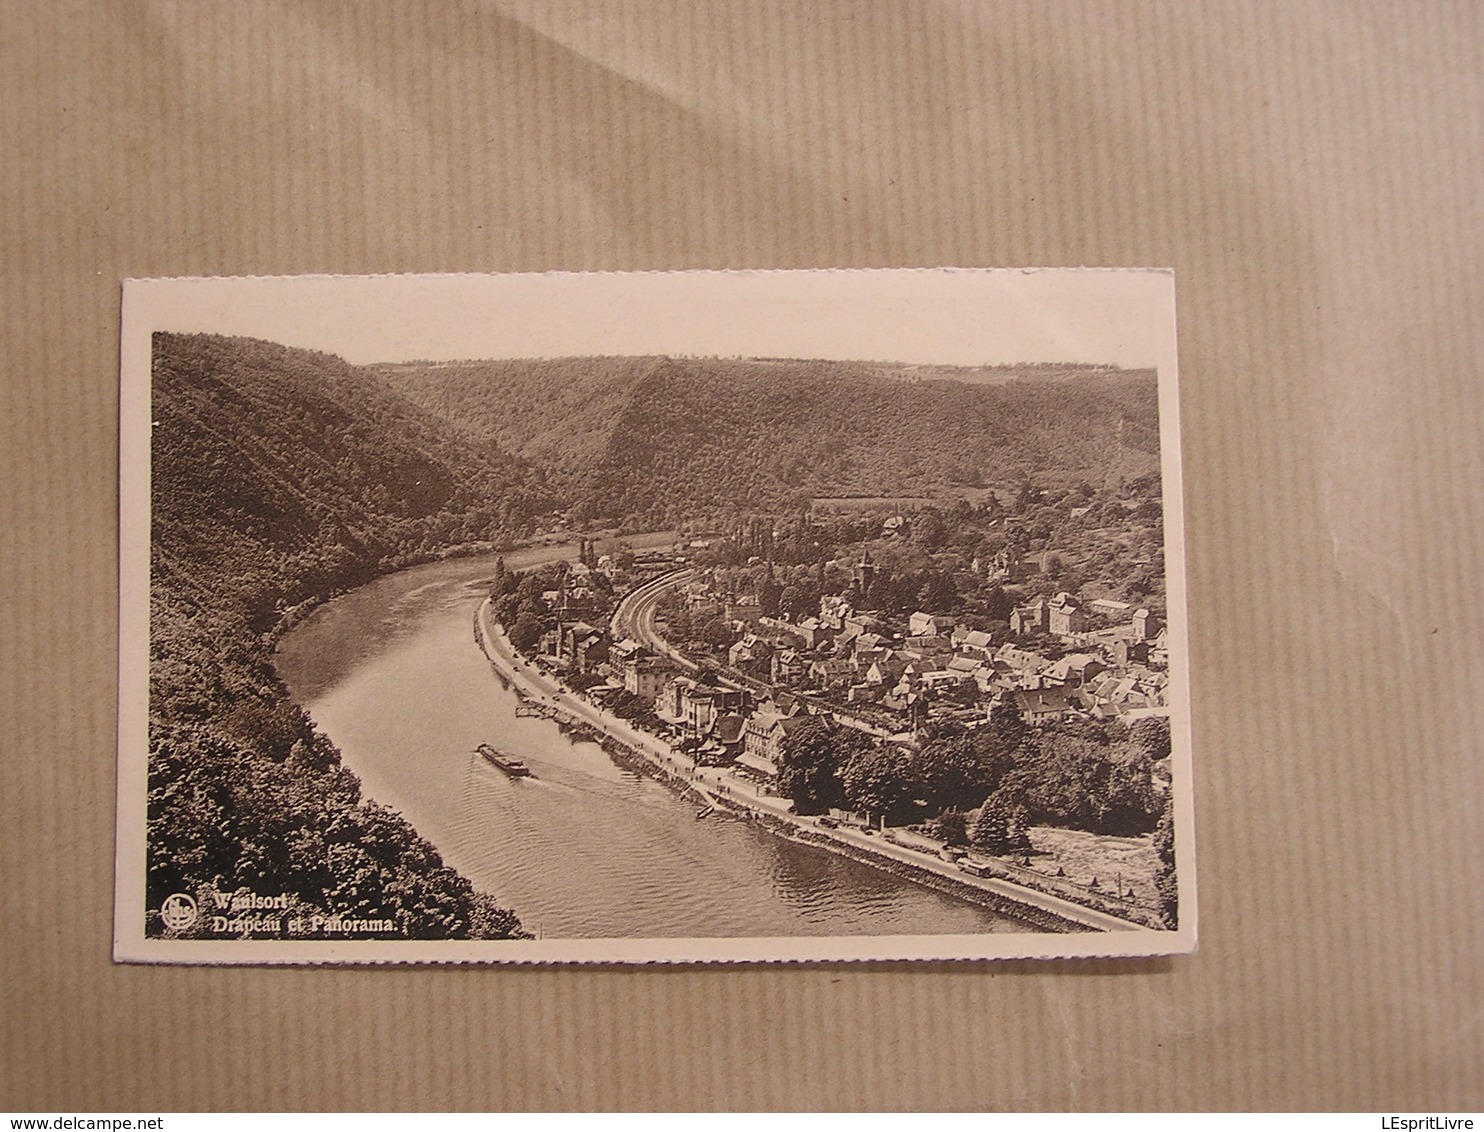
[779,714,1171,841]
[680,470,1166,629]
[148,333,545,939]
[154,334,560,635]
[484,557,615,652]
[380,356,1160,527]
[778,712,1176,925]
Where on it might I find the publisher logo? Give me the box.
[160,892,199,931]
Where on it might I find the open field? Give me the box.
[1027,827,1159,904]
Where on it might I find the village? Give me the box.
[516,534,1169,780]
[489,498,1176,926]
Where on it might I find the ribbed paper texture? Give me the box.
[2,0,1480,1111]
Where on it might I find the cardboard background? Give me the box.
[2,0,1480,1111]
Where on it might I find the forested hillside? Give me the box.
[148,333,551,939]
[145,335,1162,939]
[378,356,1160,527]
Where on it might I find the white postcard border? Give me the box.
[115,268,1196,965]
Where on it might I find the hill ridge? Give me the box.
[377,355,1159,527]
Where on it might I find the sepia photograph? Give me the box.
[115,268,1193,963]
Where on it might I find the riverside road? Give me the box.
[478,595,1140,934]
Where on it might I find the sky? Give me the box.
[123,268,1177,374]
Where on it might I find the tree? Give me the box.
[776,717,851,816]
[970,790,1031,855]
[757,572,783,617]
[777,584,801,620]
[694,614,736,649]
[910,734,998,815]
[1153,799,1178,929]
[916,571,956,612]
[1130,716,1171,763]
[514,572,549,619]
[509,611,544,652]
[1133,499,1162,523]
[982,584,1012,623]
[493,592,520,626]
[490,555,511,598]
[840,743,914,825]
[913,508,946,550]
[932,808,969,847]
[1098,754,1160,836]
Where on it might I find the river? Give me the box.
[273,545,1032,939]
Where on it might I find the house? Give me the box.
[865,656,907,687]
[922,659,976,693]
[660,678,748,737]
[724,596,763,625]
[1087,673,1140,706]
[833,623,863,652]
[851,645,890,676]
[1047,592,1086,637]
[1147,626,1170,668]
[1133,608,1163,640]
[946,655,981,679]
[1010,598,1047,636]
[881,687,921,716]
[1045,652,1105,687]
[969,659,1009,695]
[808,656,853,689]
[996,643,1050,678]
[687,593,722,617]
[1130,667,1168,705]
[624,654,675,700]
[818,594,854,630]
[738,710,808,779]
[1009,686,1080,725]
[1107,637,1149,667]
[889,661,928,695]
[658,677,691,721]
[550,581,602,621]
[728,634,773,674]
[770,648,809,687]
[694,713,748,765]
[608,637,644,667]
[572,631,608,673]
[902,634,951,659]
[954,628,995,657]
[558,621,609,673]
[683,579,719,612]
[795,616,824,649]
[771,691,808,717]
[909,611,955,638]
[759,615,824,650]
[844,613,888,639]
[1083,673,1163,719]
[1089,598,1134,619]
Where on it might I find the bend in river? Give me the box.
[274,545,1033,939]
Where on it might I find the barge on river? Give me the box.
[477,743,532,777]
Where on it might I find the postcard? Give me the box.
[116,268,1194,962]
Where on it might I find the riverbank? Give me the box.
[474,599,1143,934]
